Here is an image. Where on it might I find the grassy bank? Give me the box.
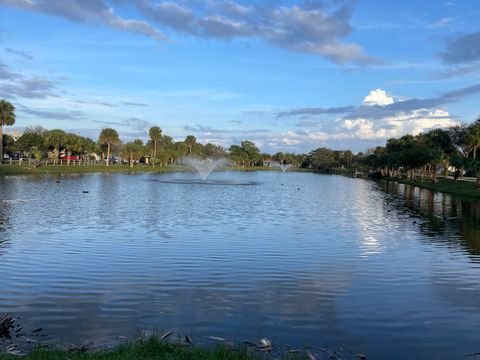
[0,338,263,360]
[0,164,311,177]
[0,164,184,176]
[392,176,480,199]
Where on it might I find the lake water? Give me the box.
[0,171,479,359]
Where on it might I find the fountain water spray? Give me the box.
[271,162,292,173]
[182,156,226,180]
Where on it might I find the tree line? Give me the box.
[1,99,479,176]
[363,118,480,183]
[0,99,308,168]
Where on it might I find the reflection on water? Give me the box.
[380,180,480,257]
[0,173,479,359]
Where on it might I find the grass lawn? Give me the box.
[0,164,184,176]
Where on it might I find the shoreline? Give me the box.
[0,336,263,360]
[0,336,354,360]
[0,164,312,177]
[384,176,480,199]
[0,314,355,360]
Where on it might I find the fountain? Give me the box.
[150,156,259,186]
[182,156,226,181]
[271,162,292,172]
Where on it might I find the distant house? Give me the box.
[5,130,23,141]
[140,155,151,164]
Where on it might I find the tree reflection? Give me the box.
[381,180,480,256]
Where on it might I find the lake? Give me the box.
[0,171,479,359]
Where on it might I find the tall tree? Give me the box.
[0,99,16,163]
[149,126,162,159]
[424,128,455,182]
[99,128,120,167]
[185,135,196,155]
[241,140,260,166]
[468,118,480,159]
[344,150,353,166]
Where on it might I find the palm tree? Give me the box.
[99,128,120,167]
[0,99,16,163]
[468,118,480,159]
[185,135,196,155]
[149,126,162,159]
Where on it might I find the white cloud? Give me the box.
[362,89,394,106]
[276,87,467,151]
[426,17,453,29]
[341,107,458,140]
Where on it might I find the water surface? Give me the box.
[0,172,479,359]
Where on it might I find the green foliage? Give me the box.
[17,126,46,154]
[0,100,16,127]
[149,126,162,159]
[123,139,146,166]
[2,134,16,154]
[149,126,162,142]
[0,99,16,160]
[44,129,67,158]
[184,135,196,155]
[99,128,120,146]
[307,147,337,170]
[228,141,260,167]
[0,338,261,360]
[204,143,226,159]
[99,128,120,166]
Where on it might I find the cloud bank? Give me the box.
[269,85,480,151]
[0,0,379,64]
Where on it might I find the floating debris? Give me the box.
[256,338,272,352]
[206,336,226,342]
[160,331,174,340]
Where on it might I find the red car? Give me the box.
[60,155,80,161]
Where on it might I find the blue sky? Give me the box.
[0,0,479,153]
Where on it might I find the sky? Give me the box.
[0,0,479,153]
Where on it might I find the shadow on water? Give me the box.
[379,180,480,257]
